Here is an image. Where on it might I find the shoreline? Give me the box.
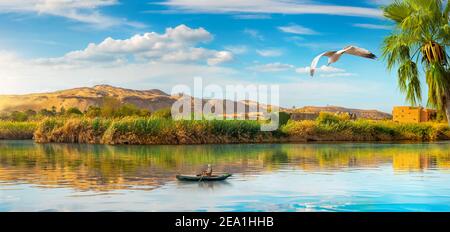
[2,138,450,146]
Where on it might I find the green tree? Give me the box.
[115,104,141,117]
[100,97,121,117]
[59,107,66,115]
[38,109,56,117]
[25,109,37,117]
[51,106,57,115]
[10,111,28,121]
[85,106,102,118]
[151,108,172,119]
[382,0,450,124]
[65,107,83,116]
[0,113,8,120]
[139,109,152,117]
[278,112,291,127]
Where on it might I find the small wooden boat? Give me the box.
[176,173,232,181]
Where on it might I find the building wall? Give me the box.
[393,106,436,123]
[421,109,436,122]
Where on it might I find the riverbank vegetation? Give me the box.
[0,121,37,139]
[2,105,450,144]
[31,112,450,144]
[281,113,450,142]
[33,117,282,144]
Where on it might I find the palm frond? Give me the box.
[438,24,450,45]
[382,32,423,67]
[383,0,412,23]
[398,60,422,105]
[425,62,450,110]
[383,0,450,114]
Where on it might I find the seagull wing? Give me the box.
[340,46,377,59]
[310,51,336,77]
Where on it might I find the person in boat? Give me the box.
[200,164,213,177]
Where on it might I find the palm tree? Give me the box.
[382,0,450,124]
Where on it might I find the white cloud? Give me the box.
[206,51,233,65]
[157,0,382,18]
[0,0,143,28]
[34,24,233,67]
[278,24,318,35]
[224,45,248,54]
[249,62,294,72]
[256,49,282,57]
[243,29,264,40]
[353,23,392,30]
[232,14,271,19]
[0,25,235,95]
[285,36,304,42]
[0,51,238,95]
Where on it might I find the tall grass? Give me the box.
[0,121,37,139]
[34,117,112,143]
[34,117,279,145]
[281,112,450,141]
[17,112,450,144]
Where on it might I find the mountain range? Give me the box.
[0,85,391,119]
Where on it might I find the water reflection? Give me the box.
[177,181,233,191]
[0,140,449,192]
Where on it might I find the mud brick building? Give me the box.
[392,106,436,123]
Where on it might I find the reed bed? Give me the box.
[34,117,281,144]
[281,113,450,142]
[0,121,37,140]
[18,113,450,144]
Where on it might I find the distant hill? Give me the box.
[0,85,178,113]
[288,106,392,120]
[0,86,392,120]
[0,85,276,114]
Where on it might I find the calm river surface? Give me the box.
[0,140,449,212]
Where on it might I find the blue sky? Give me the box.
[0,0,415,112]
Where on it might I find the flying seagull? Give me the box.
[309,46,377,77]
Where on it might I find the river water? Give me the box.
[0,140,449,212]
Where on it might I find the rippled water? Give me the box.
[0,140,449,212]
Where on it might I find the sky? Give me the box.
[0,0,416,113]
